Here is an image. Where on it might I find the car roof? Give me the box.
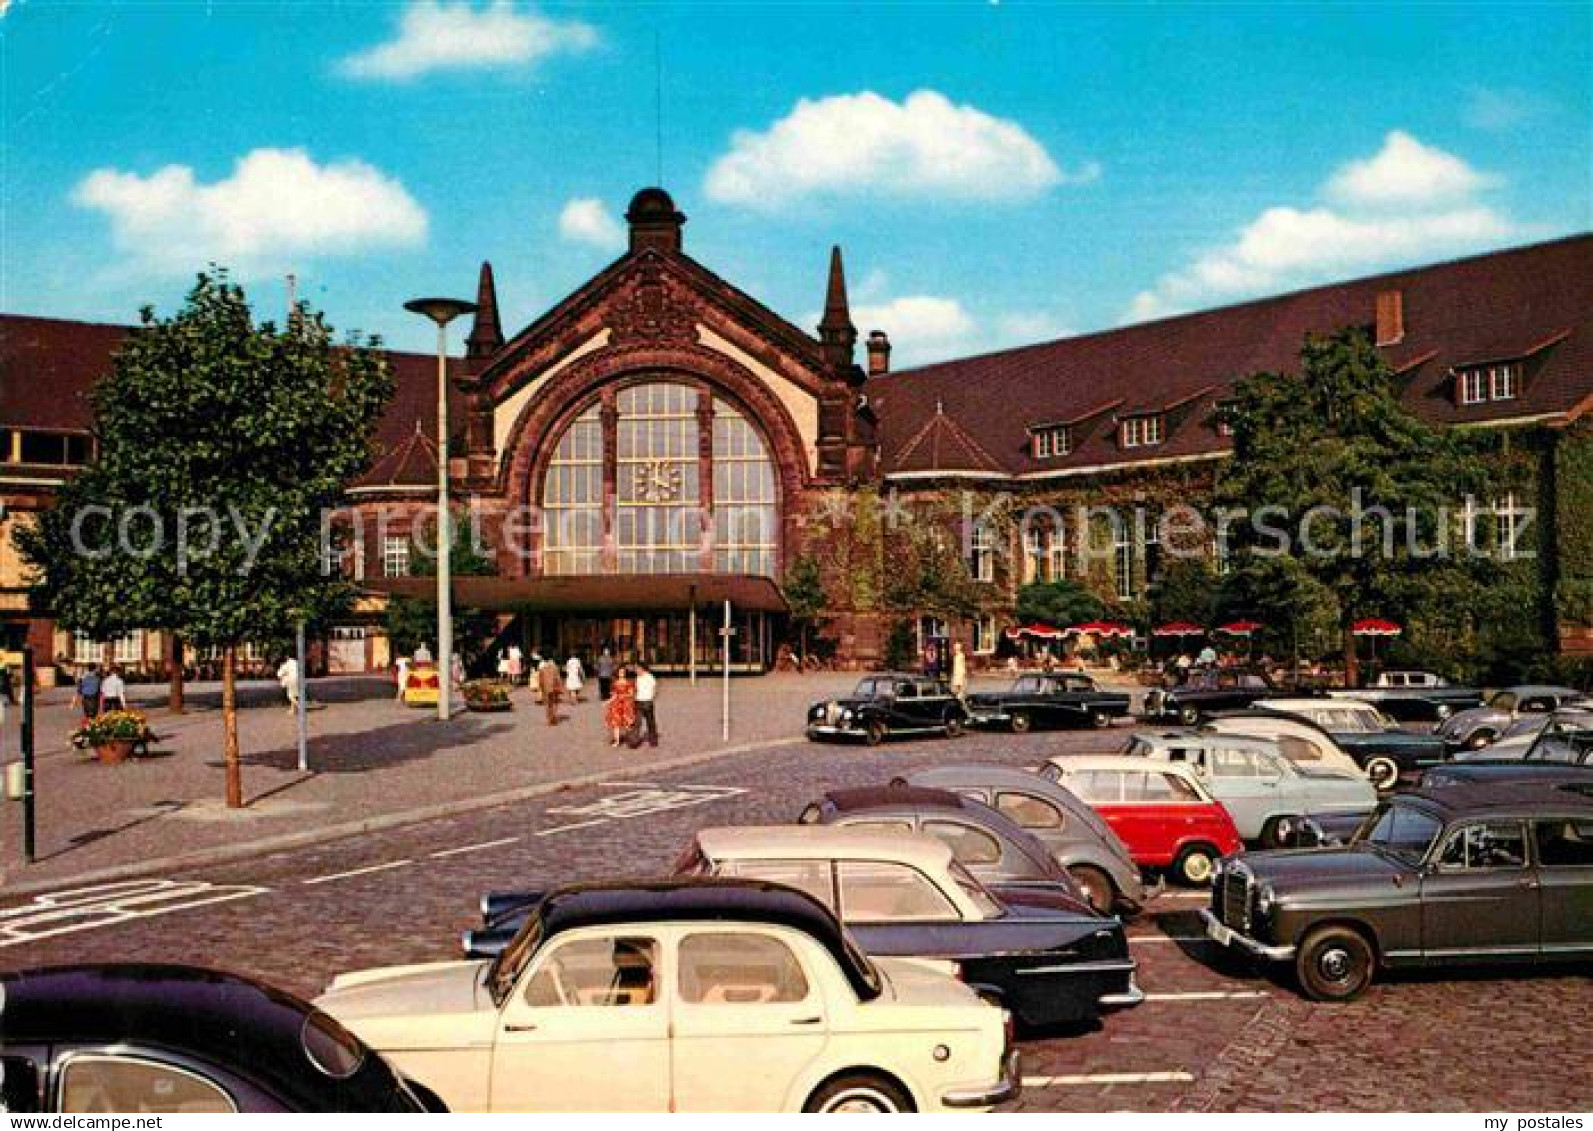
[1398,781,1593,819]
[1134,731,1279,753]
[823,785,969,813]
[0,964,409,1110]
[858,671,936,681]
[1208,711,1335,737]
[1257,697,1368,710]
[1044,754,1203,778]
[910,763,1071,792]
[1502,684,1582,696]
[535,879,881,1001]
[695,824,954,869]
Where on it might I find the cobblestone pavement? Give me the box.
[2,721,1588,1112]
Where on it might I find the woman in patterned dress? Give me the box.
[605,667,637,747]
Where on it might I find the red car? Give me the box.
[1039,756,1242,886]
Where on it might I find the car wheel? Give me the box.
[1295,924,1375,1002]
[943,713,965,738]
[1173,843,1219,886]
[1464,730,1495,750]
[805,1073,915,1114]
[1009,710,1032,734]
[1068,865,1115,913]
[1179,704,1201,725]
[1259,815,1299,850]
[1090,709,1111,729]
[865,720,888,747]
[1365,756,1400,791]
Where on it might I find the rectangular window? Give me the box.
[973,615,996,654]
[1489,363,1520,401]
[969,524,995,583]
[1121,414,1164,448]
[1114,520,1134,601]
[1494,493,1522,560]
[1022,526,1044,583]
[382,535,411,578]
[1459,369,1487,404]
[1033,430,1050,458]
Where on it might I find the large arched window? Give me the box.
[540,380,778,577]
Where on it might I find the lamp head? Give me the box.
[404,297,477,326]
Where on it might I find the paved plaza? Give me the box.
[1,674,1589,1112]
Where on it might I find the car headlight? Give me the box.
[1256,882,1277,916]
[840,708,853,721]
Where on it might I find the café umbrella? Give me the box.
[1065,621,1134,638]
[1214,620,1263,637]
[1004,622,1065,641]
[1152,621,1205,638]
[1352,617,1403,664]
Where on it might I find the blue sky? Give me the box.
[3,1,1589,363]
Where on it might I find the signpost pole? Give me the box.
[721,599,731,743]
[295,620,309,773]
[22,644,35,863]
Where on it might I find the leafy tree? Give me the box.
[1214,326,1494,683]
[781,553,828,656]
[883,619,917,671]
[384,514,499,671]
[1014,578,1104,628]
[19,271,393,807]
[1146,558,1218,628]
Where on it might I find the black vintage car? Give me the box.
[1420,722,1593,788]
[1143,670,1277,724]
[1203,781,1593,1001]
[0,965,440,1113]
[1333,671,1484,723]
[806,673,969,745]
[966,672,1132,732]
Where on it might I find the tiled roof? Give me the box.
[362,421,439,489]
[891,402,1007,475]
[873,234,1593,479]
[0,314,463,488]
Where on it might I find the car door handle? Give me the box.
[790,1016,823,1026]
[503,1023,538,1032]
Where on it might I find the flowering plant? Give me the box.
[462,679,512,709]
[71,709,150,748]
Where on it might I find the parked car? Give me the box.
[1449,708,1593,762]
[1202,782,1593,1001]
[1251,698,1449,790]
[673,827,1140,1030]
[1436,685,1592,751]
[1123,731,1376,847]
[324,880,1018,1112]
[795,785,1090,904]
[1143,669,1276,724]
[0,964,437,1113]
[1420,719,1593,787]
[899,764,1149,915]
[1201,713,1366,778]
[965,672,1131,732]
[805,674,969,745]
[1331,670,1483,722]
[1037,755,1244,885]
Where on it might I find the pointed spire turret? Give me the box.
[818,245,857,370]
[465,261,504,359]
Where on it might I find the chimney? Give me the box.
[1375,288,1404,346]
[625,187,686,254]
[866,330,892,376]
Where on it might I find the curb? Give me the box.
[1,735,806,899]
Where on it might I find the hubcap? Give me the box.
[825,1089,896,1113]
[1184,853,1213,883]
[1318,946,1353,983]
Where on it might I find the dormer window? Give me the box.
[1457,362,1521,405]
[1031,425,1070,459]
[1120,414,1164,448]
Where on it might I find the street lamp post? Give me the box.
[404,296,476,722]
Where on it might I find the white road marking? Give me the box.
[303,859,413,885]
[548,785,746,822]
[430,837,521,858]
[1129,935,1209,944]
[0,880,267,947]
[1023,1071,1195,1087]
[1143,990,1270,1001]
[534,819,609,837]
[1158,891,1212,901]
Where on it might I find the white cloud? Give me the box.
[557,197,624,251]
[338,1,597,82]
[73,148,428,273]
[854,295,978,358]
[1127,131,1515,322]
[1327,130,1487,207]
[1462,86,1553,132]
[992,310,1073,346]
[705,89,1090,208]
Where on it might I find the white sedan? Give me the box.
[316,879,1019,1113]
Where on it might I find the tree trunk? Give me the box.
[1342,619,1359,690]
[168,633,185,714]
[223,644,242,809]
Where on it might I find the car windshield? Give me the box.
[853,678,882,698]
[1488,691,1519,711]
[486,914,545,1006]
[949,861,1004,919]
[1355,801,1443,861]
[1525,726,1593,764]
[1315,708,1387,733]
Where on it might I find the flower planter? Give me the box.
[94,739,135,765]
[466,700,513,713]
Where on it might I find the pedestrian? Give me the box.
[536,657,563,726]
[100,665,127,713]
[496,650,511,681]
[450,651,465,693]
[413,641,433,665]
[507,644,524,685]
[564,654,585,704]
[0,662,13,707]
[395,654,410,702]
[634,660,659,747]
[950,640,968,699]
[73,664,103,720]
[276,655,300,712]
[1196,644,1218,669]
[596,648,615,701]
[605,666,637,747]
